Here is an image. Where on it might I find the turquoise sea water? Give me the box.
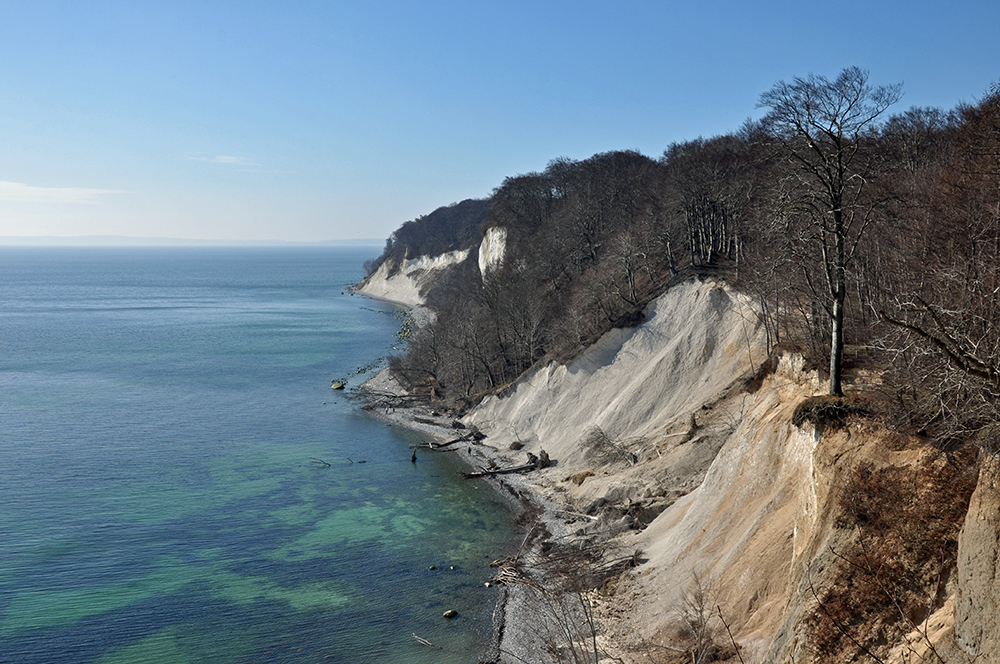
[0,247,512,663]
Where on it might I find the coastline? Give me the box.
[358,365,560,663]
[350,277,777,663]
[353,280,585,663]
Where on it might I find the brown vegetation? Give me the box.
[809,446,979,661]
[376,71,1000,453]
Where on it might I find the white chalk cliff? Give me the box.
[366,239,999,662]
[355,248,470,307]
[465,276,993,662]
[478,226,507,278]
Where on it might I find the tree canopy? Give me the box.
[376,71,1000,441]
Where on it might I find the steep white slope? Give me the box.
[478,226,507,277]
[467,279,767,464]
[462,278,848,662]
[626,359,825,661]
[356,249,470,307]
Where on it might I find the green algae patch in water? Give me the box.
[94,630,191,664]
[207,571,351,611]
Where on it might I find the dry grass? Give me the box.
[808,444,979,661]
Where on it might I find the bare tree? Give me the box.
[758,67,902,395]
[875,85,1000,435]
[662,136,754,269]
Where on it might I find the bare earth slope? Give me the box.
[455,277,988,663]
[361,255,995,662]
[467,280,767,463]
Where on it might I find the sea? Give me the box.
[0,246,513,664]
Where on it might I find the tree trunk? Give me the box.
[829,288,845,396]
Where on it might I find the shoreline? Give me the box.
[352,284,582,663]
[357,365,566,663]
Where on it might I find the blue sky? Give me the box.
[1,1,998,243]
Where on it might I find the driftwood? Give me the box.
[462,463,536,479]
[408,434,472,452]
[411,633,444,650]
[359,390,428,408]
[462,450,552,478]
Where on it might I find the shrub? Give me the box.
[809,446,978,660]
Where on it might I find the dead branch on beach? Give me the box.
[582,427,639,467]
[408,434,472,452]
[462,450,551,479]
[356,389,429,409]
[462,463,537,479]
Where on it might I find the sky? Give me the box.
[1,1,998,244]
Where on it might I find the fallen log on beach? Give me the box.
[408,435,470,451]
[461,463,536,478]
[358,390,429,408]
[462,450,552,478]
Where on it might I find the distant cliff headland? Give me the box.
[357,69,1000,663]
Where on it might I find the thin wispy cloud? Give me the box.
[0,181,126,204]
[186,153,259,166]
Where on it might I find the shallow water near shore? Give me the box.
[0,246,512,663]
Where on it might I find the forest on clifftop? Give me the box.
[368,67,1000,447]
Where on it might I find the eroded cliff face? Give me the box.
[457,276,985,663]
[362,241,991,662]
[462,280,826,661]
[955,457,1000,660]
[478,226,507,278]
[467,280,767,461]
[355,248,470,307]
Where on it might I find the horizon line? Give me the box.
[0,235,385,247]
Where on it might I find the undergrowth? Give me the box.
[809,444,979,661]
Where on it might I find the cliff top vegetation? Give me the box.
[364,197,490,276]
[372,68,1000,446]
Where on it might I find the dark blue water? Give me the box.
[0,247,511,663]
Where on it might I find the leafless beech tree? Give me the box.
[758,66,902,395]
[662,136,754,268]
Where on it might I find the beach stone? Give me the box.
[536,449,551,469]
